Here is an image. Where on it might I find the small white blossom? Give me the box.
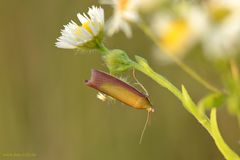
[203,0,240,59]
[55,6,104,49]
[100,0,139,38]
[151,6,207,64]
[138,0,163,12]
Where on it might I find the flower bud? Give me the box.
[103,49,133,74]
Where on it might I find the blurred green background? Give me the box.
[0,0,239,160]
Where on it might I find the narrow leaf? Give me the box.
[198,93,226,112]
[181,85,197,113]
[210,109,240,160]
[135,56,150,69]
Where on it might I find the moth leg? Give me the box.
[132,68,149,96]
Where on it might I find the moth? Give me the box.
[85,69,154,143]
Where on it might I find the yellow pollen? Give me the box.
[82,21,92,33]
[160,20,190,55]
[74,21,92,36]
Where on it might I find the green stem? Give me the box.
[230,58,239,82]
[210,109,240,160]
[96,41,110,55]
[133,61,182,100]
[136,20,220,93]
[132,60,239,160]
[133,61,211,132]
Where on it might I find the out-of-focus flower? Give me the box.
[203,0,240,59]
[55,6,104,49]
[100,0,139,37]
[138,0,163,12]
[85,69,154,112]
[151,6,207,64]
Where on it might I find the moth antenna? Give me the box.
[148,110,152,126]
[139,109,151,144]
[132,69,149,96]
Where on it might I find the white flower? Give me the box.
[203,0,240,59]
[151,6,207,64]
[55,6,104,49]
[100,0,139,38]
[138,0,163,12]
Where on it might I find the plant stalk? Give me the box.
[132,60,240,160]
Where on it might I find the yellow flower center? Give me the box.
[74,21,92,36]
[82,21,92,33]
[160,20,190,55]
[118,0,129,11]
[209,6,231,23]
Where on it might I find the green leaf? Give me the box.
[198,93,226,112]
[135,56,150,69]
[210,109,240,160]
[181,85,197,113]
